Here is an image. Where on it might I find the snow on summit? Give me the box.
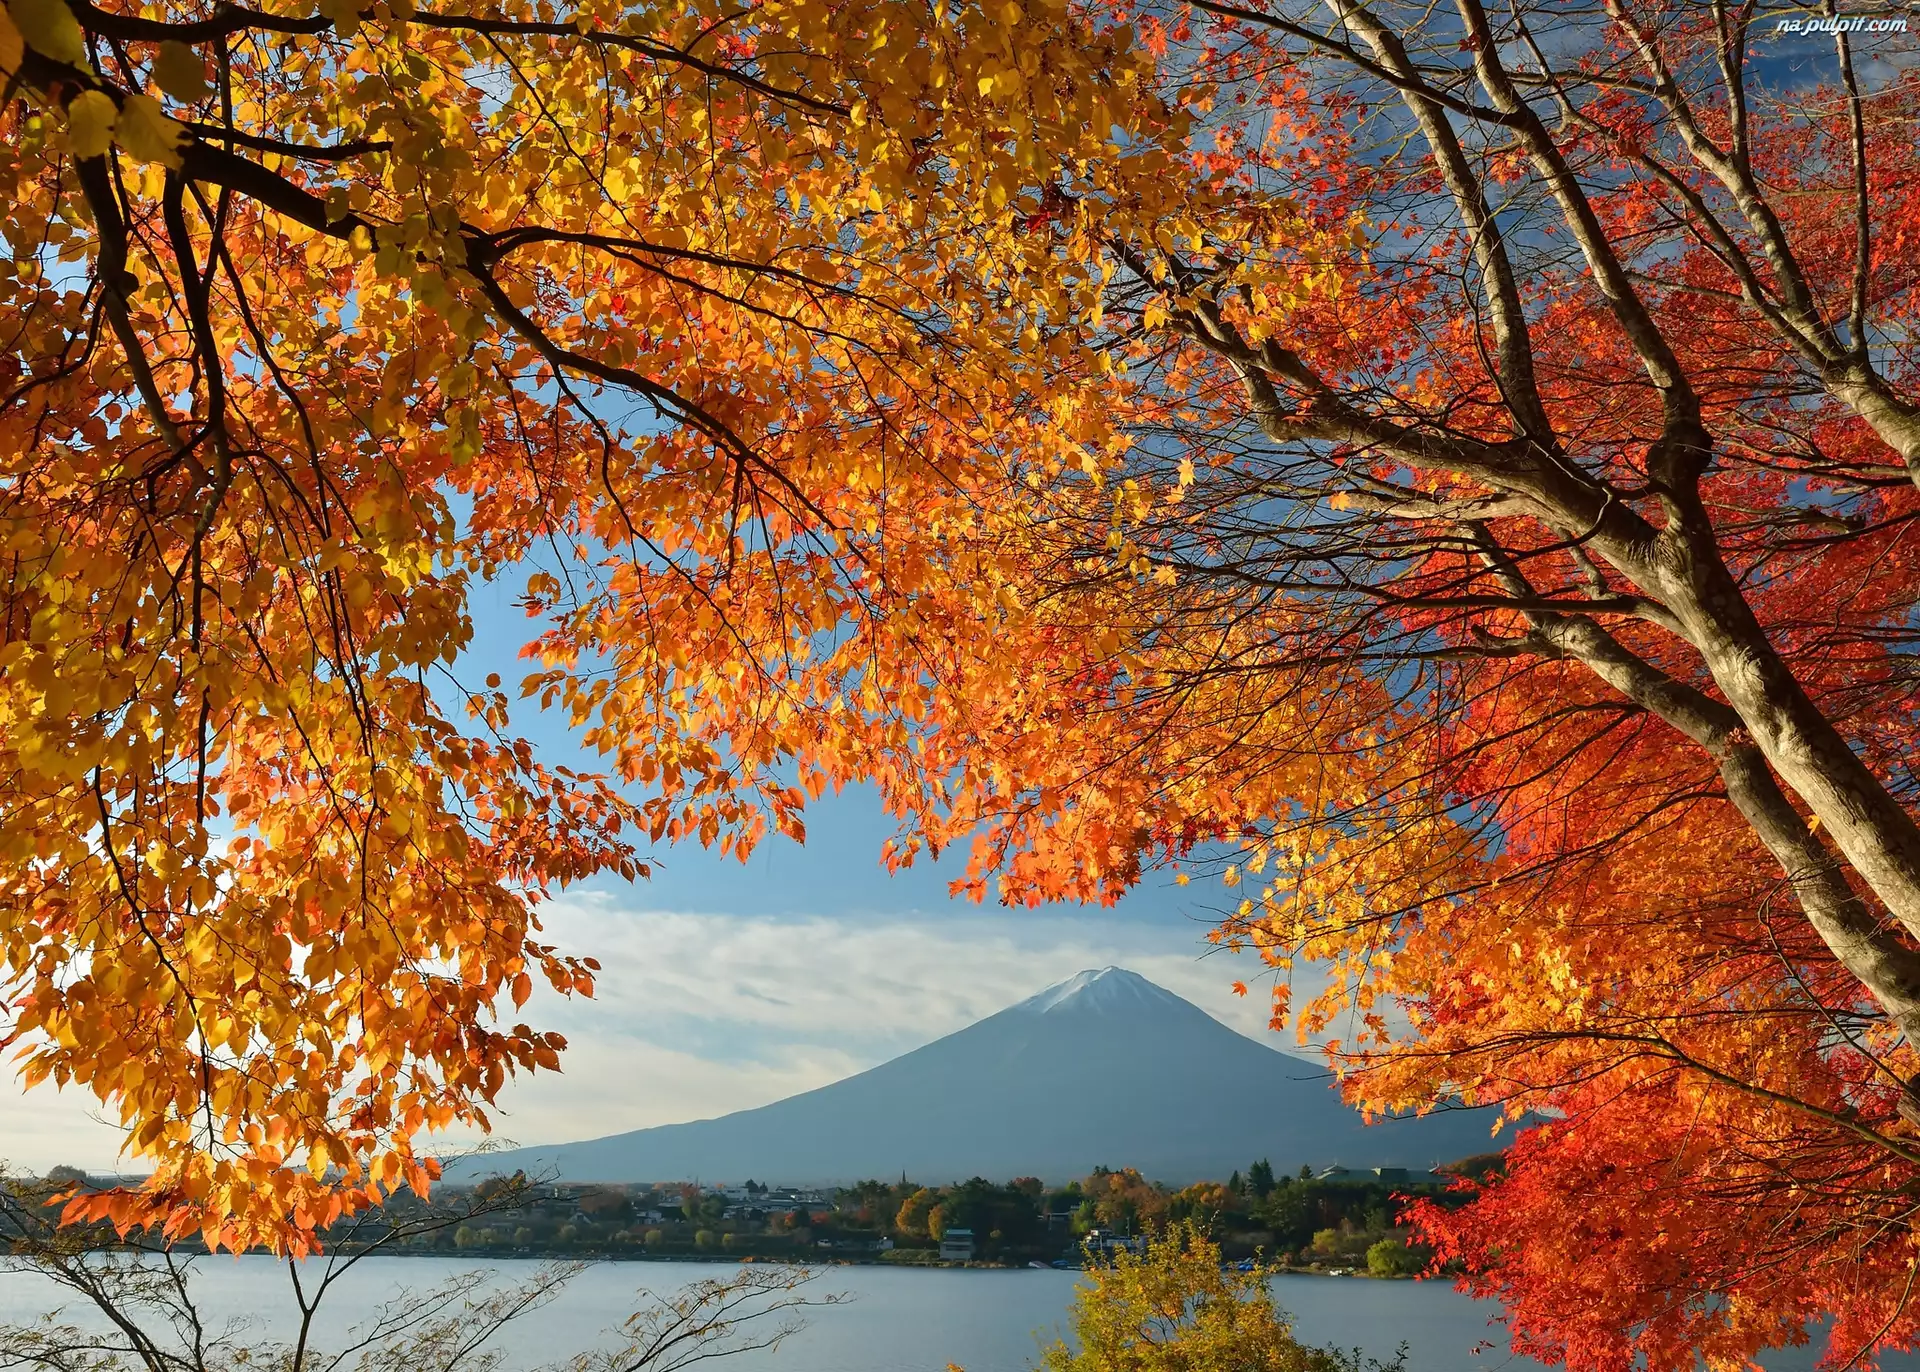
[1016,966,1192,1016]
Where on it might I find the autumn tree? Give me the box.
[983,6,1920,1366]
[893,1187,939,1239]
[1167,1179,1242,1230]
[1034,1224,1400,1372]
[890,0,1920,1361]
[577,1187,631,1222]
[0,0,1207,1252]
[1082,1167,1167,1233]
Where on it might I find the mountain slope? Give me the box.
[452,968,1502,1184]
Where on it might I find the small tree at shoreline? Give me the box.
[1036,1224,1404,1372]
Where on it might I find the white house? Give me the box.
[938,1228,975,1261]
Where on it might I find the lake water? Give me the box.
[0,1256,1907,1372]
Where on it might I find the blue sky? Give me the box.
[1,565,1285,1176]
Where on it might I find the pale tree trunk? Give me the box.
[1464,535,1920,1047]
[1826,366,1920,480]
[1645,545,1920,949]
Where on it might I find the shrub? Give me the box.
[1037,1224,1403,1372]
[1366,1239,1424,1278]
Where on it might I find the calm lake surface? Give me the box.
[0,1256,1909,1372]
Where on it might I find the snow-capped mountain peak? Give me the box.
[1015,966,1190,1016]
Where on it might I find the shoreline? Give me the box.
[203,1249,1411,1278]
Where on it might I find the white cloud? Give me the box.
[0,903,1304,1172]
[523,896,1280,1046]
[469,1033,872,1150]
[0,1082,135,1177]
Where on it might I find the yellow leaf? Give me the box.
[66,89,116,159]
[315,0,364,36]
[153,40,211,102]
[7,0,84,66]
[0,3,22,77]
[113,93,186,169]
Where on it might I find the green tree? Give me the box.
[1366,1239,1425,1279]
[694,1229,717,1250]
[1249,1161,1277,1200]
[1037,1225,1400,1372]
[839,1180,897,1226]
[929,1179,1044,1256]
[1254,1184,1320,1251]
[644,1229,665,1248]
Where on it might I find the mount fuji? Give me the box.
[450,967,1502,1185]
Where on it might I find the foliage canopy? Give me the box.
[11,0,1920,1362]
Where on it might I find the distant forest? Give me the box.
[12,1157,1502,1275]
